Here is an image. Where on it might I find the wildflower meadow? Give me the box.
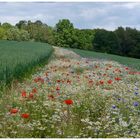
[0,46,140,138]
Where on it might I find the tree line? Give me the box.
[0,19,140,59]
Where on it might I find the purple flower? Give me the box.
[112,105,116,109]
[134,92,139,95]
[133,102,139,107]
[118,98,121,101]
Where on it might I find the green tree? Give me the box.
[93,29,120,54]
[6,27,20,41]
[55,19,75,48]
[20,29,30,41]
[0,27,6,39]
[16,20,27,30]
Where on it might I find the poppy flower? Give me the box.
[48,95,54,100]
[67,79,71,84]
[21,90,27,97]
[107,80,113,84]
[99,80,104,85]
[10,108,18,114]
[32,88,37,93]
[115,77,121,81]
[57,80,61,83]
[56,86,60,91]
[64,99,73,105]
[29,93,34,99]
[21,113,29,119]
[34,78,38,83]
[125,67,129,70]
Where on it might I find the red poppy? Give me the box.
[32,88,37,93]
[107,80,113,84]
[125,67,129,70]
[64,99,73,105]
[21,113,29,119]
[100,80,104,85]
[29,93,34,99]
[129,71,135,75]
[10,108,18,114]
[48,95,54,99]
[115,77,121,81]
[57,80,61,83]
[56,86,60,91]
[21,90,27,97]
[34,78,38,83]
[67,79,71,84]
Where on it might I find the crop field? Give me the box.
[0,40,53,86]
[71,48,140,71]
[0,46,140,138]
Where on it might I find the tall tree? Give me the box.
[55,19,75,48]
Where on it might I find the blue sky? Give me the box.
[0,2,140,30]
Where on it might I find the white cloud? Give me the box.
[80,8,107,19]
[0,2,140,30]
[120,3,140,9]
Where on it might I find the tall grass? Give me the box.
[0,40,53,86]
[70,48,140,70]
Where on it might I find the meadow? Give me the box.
[0,46,140,138]
[0,40,53,87]
[71,48,140,71]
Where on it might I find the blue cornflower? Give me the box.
[134,92,139,95]
[112,105,116,109]
[118,98,121,101]
[133,102,139,107]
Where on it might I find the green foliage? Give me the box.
[55,19,75,48]
[0,19,140,59]
[72,29,95,50]
[93,29,120,54]
[19,30,30,41]
[2,22,13,29]
[54,19,95,50]
[0,27,6,39]
[0,40,53,85]
[6,27,21,41]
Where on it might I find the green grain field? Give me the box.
[71,48,140,71]
[0,40,53,86]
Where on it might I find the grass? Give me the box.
[70,48,140,71]
[0,40,53,86]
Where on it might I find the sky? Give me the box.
[0,2,140,31]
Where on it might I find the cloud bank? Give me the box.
[0,2,140,30]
